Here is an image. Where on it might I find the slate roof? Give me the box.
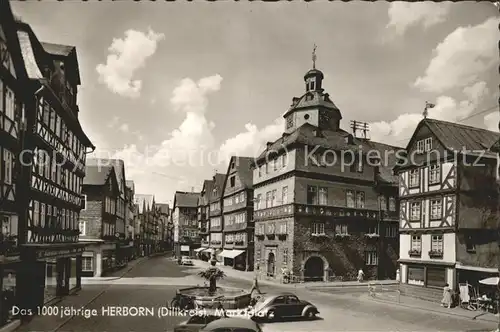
[174,191,200,208]
[231,156,254,188]
[83,165,112,186]
[40,42,74,56]
[209,173,226,203]
[255,123,403,185]
[156,203,170,215]
[87,159,126,196]
[17,30,43,79]
[199,180,214,206]
[421,118,500,157]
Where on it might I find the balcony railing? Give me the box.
[254,204,294,221]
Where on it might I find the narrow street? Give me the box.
[17,255,497,332]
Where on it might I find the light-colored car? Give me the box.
[200,317,262,332]
[181,256,194,266]
[173,311,221,332]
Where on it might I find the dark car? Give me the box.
[251,292,319,321]
[200,317,262,332]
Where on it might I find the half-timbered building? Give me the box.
[14,20,94,312]
[0,1,28,326]
[219,156,254,271]
[396,118,500,302]
[156,203,169,252]
[195,179,213,260]
[134,194,154,256]
[172,191,200,258]
[78,164,120,277]
[86,159,131,263]
[125,180,137,257]
[208,174,225,260]
[252,64,401,282]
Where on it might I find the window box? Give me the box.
[428,250,443,258]
[334,233,350,239]
[364,233,380,239]
[311,233,328,237]
[408,249,421,257]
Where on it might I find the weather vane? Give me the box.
[312,44,317,69]
[423,101,435,119]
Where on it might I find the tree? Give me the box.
[198,260,226,294]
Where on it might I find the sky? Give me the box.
[11,2,499,204]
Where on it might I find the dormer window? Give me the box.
[416,138,432,153]
[345,135,353,144]
[286,116,294,129]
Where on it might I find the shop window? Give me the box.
[426,267,446,288]
[407,266,424,286]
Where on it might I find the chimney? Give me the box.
[266,142,273,149]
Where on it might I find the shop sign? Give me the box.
[36,246,85,260]
[181,245,190,252]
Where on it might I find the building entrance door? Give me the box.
[267,253,275,277]
[304,256,324,282]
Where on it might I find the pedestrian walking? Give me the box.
[250,273,263,296]
[441,283,452,308]
[357,269,364,282]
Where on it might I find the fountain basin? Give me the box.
[178,287,251,309]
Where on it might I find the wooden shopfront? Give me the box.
[18,244,85,316]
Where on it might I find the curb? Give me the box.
[367,295,498,323]
[50,256,151,332]
[15,256,152,332]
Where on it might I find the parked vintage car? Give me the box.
[181,256,194,266]
[200,317,262,332]
[251,292,319,321]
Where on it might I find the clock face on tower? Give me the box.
[286,116,294,129]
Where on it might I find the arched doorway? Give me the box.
[304,256,324,282]
[267,253,275,277]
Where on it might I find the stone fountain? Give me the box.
[177,258,251,309]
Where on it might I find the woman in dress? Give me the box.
[441,283,452,308]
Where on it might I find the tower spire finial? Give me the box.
[312,44,317,69]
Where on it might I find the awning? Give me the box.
[218,250,233,258]
[479,277,499,286]
[194,248,206,252]
[225,250,244,259]
[456,263,498,273]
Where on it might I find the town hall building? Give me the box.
[252,55,401,283]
